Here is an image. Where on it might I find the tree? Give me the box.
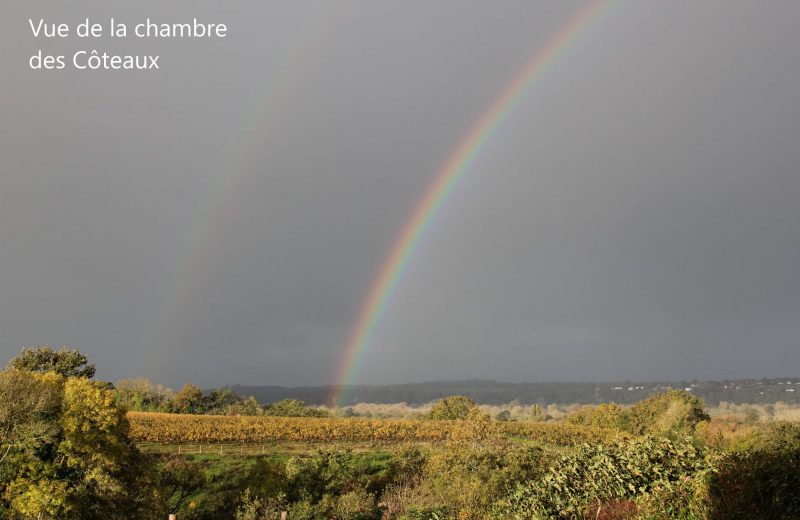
[115,377,173,412]
[232,396,264,416]
[202,388,238,414]
[428,395,478,420]
[0,368,146,519]
[264,399,329,417]
[0,369,62,474]
[173,384,205,414]
[9,346,95,379]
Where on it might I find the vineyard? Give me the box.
[127,411,625,445]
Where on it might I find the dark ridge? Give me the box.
[227,377,800,406]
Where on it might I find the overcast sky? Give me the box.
[1,1,798,388]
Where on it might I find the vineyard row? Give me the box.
[127,412,625,445]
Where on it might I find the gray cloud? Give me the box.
[1,1,798,387]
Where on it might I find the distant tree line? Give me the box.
[115,378,328,417]
[230,377,800,407]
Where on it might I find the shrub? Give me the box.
[428,396,479,420]
[333,488,380,520]
[383,442,546,519]
[710,421,800,519]
[626,390,708,437]
[235,489,288,520]
[567,403,626,430]
[493,436,715,519]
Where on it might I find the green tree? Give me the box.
[9,346,95,379]
[203,388,238,414]
[172,383,205,414]
[428,395,478,420]
[115,377,173,412]
[0,369,147,519]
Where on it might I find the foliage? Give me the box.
[332,488,380,520]
[0,368,146,519]
[173,384,207,414]
[263,399,329,418]
[234,396,265,416]
[567,403,627,430]
[564,391,710,440]
[709,421,800,519]
[9,346,95,378]
[635,474,715,520]
[156,457,208,514]
[428,395,478,420]
[380,441,547,519]
[235,489,288,520]
[259,448,384,519]
[0,369,62,463]
[115,378,174,412]
[492,436,716,519]
[626,390,709,437]
[116,379,265,418]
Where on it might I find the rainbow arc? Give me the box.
[332,0,613,405]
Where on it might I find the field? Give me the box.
[127,411,625,445]
[125,393,800,520]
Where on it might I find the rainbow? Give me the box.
[331,0,612,404]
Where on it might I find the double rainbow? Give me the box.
[331,0,612,404]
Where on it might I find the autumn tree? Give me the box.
[9,346,95,379]
[0,369,147,519]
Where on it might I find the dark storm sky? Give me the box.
[1,1,798,387]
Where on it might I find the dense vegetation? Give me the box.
[115,378,328,417]
[2,346,799,519]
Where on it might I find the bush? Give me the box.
[493,436,715,519]
[235,489,288,520]
[626,390,709,437]
[710,421,800,519]
[382,442,546,519]
[428,396,478,420]
[567,403,627,430]
[333,488,380,520]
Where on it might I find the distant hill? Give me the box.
[228,378,800,407]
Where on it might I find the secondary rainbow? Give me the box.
[331,0,612,404]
